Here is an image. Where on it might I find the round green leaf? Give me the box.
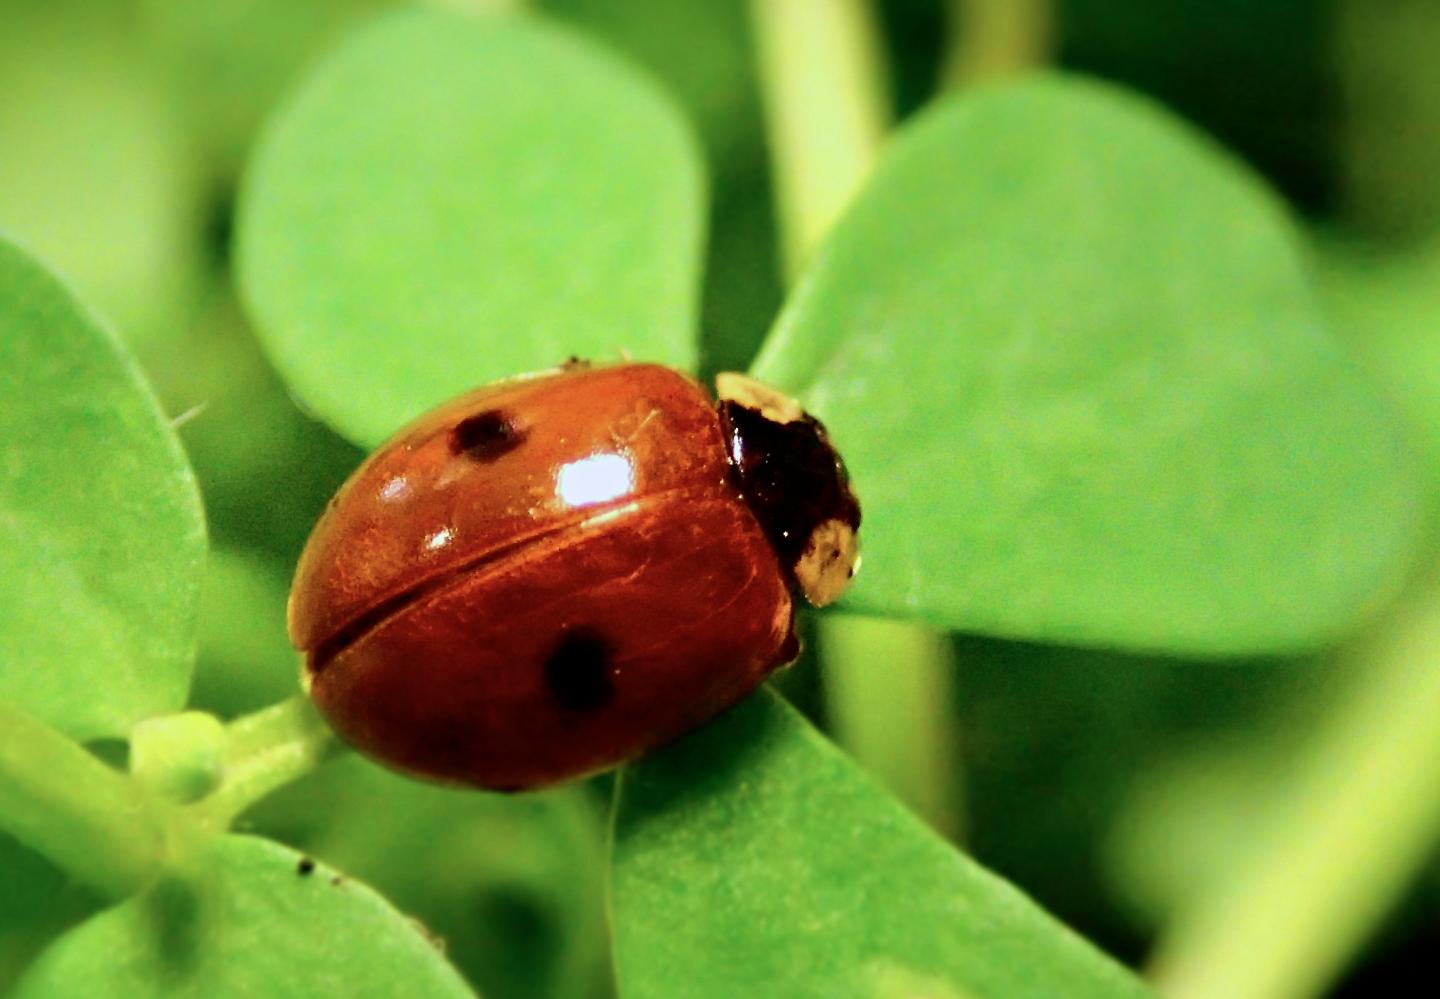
[0,238,205,740]
[611,688,1154,999]
[754,75,1421,655]
[542,0,784,376]
[238,8,706,447]
[13,835,475,998]
[287,756,609,999]
[1313,237,1440,498]
[0,834,98,994]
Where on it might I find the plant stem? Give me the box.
[748,0,962,839]
[0,703,166,899]
[940,0,1053,88]
[747,0,889,280]
[819,614,964,839]
[187,695,340,833]
[1148,578,1440,999]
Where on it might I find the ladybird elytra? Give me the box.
[288,362,860,789]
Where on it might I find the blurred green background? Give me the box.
[3,1,1439,997]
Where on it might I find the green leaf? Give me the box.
[267,756,609,999]
[148,289,362,562]
[753,75,1421,655]
[611,688,1154,999]
[238,7,706,447]
[1312,236,1440,498]
[0,237,205,740]
[13,835,475,998]
[542,0,761,167]
[0,834,99,994]
[541,0,783,376]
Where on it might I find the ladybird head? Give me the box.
[714,372,861,607]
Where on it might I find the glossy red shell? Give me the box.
[288,363,797,789]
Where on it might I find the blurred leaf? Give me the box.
[542,0,758,167]
[1104,739,1288,928]
[542,0,783,375]
[1149,573,1440,999]
[1100,232,1440,935]
[1312,236,1440,498]
[141,0,395,179]
[238,7,706,447]
[1334,0,1440,239]
[191,548,301,719]
[0,834,99,993]
[949,637,1321,950]
[1060,0,1331,212]
[244,756,609,999]
[611,688,1154,999]
[0,238,205,740]
[698,171,785,376]
[0,1,205,349]
[13,835,475,998]
[754,75,1421,656]
[148,288,361,562]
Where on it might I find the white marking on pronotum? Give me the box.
[794,518,860,607]
[714,372,805,424]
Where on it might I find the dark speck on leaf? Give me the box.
[297,858,315,876]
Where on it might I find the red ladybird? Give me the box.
[288,361,860,789]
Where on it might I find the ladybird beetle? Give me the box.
[288,362,860,789]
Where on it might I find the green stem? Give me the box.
[748,1,961,837]
[748,0,890,278]
[1148,579,1440,999]
[819,614,964,838]
[940,0,1053,88]
[0,703,167,899]
[0,695,339,900]
[187,695,340,833]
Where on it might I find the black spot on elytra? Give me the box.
[297,857,315,876]
[544,631,614,711]
[452,409,526,461]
